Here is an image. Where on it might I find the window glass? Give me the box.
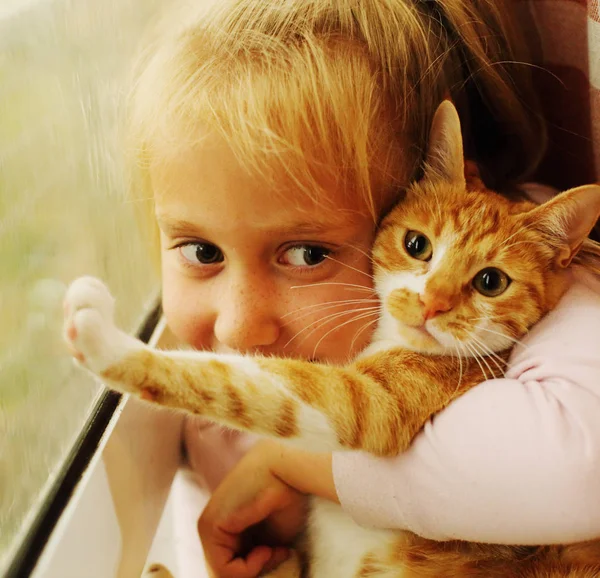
[0,0,165,568]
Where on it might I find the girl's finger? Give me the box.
[220,546,273,578]
[202,531,240,576]
[220,487,283,534]
[261,546,291,574]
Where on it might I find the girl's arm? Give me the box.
[333,270,600,544]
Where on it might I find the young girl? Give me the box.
[126,0,600,576]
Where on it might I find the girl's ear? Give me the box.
[524,184,600,268]
[422,100,466,187]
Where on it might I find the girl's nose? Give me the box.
[213,274,280,352]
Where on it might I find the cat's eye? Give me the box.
[404,230,433,261]
[282,245,331,267]
[472,267,511,297]
[180,242,224,265]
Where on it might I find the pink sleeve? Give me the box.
[182,417,258,492]
[333,270,600,544]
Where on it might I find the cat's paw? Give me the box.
[63,276,139,375]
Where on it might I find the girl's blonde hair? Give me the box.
[128,0,546,255]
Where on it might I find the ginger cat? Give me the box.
[64,101,600,578]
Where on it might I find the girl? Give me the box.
[126,0,600,576]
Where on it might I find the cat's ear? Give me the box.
[422,100,466,187]
[525,184,600,268]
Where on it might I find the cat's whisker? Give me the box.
[472,336,508,368]
[468,339,496,379]
[350,317,380,354]
[468,315,512,322]
[472,343,496,379]
[477,347,505,376]
[281,299,379,321]
[468,331,507,362]
[496,223,537,249]
[455,339,475,393]
[323,255,375,280]
[501,240,550,252]
[469,335,505,376]
[284,307,379,349]
[282,304,380,329]
[451,341,465,395]
[291,307,380,345]
[285,310,358,348]
[290,282,375,294]
[428,187,444,226]
[464,341,489,381]
[283,305,380,331]
[311,311,380,358]
[294,310,377,354]
[475,326,530,350]
[345,242,374,262]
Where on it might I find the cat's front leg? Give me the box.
[63,276,147,393]
[62,278,431,457]
[62,278,350,453]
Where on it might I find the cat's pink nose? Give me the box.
[419,294,452,320]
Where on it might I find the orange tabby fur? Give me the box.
[64,101,600,577]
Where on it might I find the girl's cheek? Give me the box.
[162,295,213,350]
[161,269,213,350]
[289,286,375,362]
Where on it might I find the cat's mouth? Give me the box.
[404,323,440,347]
[412,324,432,337]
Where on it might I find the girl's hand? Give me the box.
[198,440,308,578]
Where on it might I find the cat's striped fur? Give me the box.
[64,102,600,577]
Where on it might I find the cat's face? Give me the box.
[371,100,600,357]
[373,184,555,355]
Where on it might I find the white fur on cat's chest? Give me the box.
[308,498,403,578]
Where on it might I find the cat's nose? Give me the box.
[419,294,452,320]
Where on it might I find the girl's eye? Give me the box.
[472,267,511,297]
[180,243,224,265]
[404,230,433,261]
[283,245,331,267]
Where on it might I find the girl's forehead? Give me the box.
[154,180,376,250]
[149,134,376,226]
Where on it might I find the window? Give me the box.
[1,0,166,572]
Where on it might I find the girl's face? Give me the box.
[151,138,379,363]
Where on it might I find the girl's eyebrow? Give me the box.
[269,221,339,236]
[157,215,352,237]
[156,216,201,236]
